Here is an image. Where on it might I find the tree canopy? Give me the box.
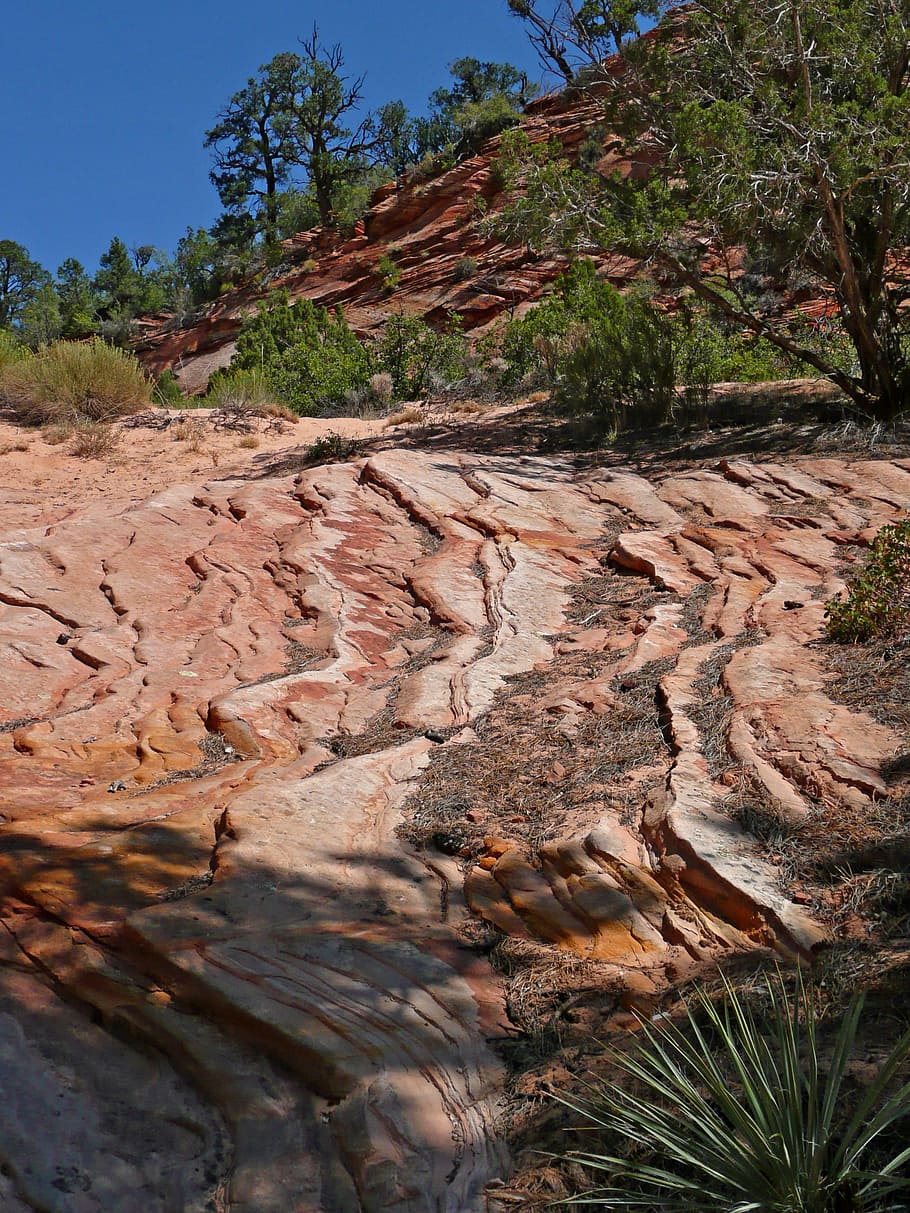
[0,241,51,331]
[506,0,910,421]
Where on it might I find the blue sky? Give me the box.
[1,2,543,275]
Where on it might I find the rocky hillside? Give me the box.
[0,398,907,1210]
[135,85,642,394]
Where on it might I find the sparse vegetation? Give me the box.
[377,251,402,293]
[0,339,151,425]
[68,420,120,459]
[386,405,424,426]
[453,255,478,282]
[303,430,360,463]
[559,970,910,1212]
[826,520,910,644]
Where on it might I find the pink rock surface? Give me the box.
[0,442,906,1208]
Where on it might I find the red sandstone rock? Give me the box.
[0,439,907,1208]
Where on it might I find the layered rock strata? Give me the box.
[0,448,906,1209]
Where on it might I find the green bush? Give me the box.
[377,312,467,399]
[152,368,186,407]
[671,307,792,424]
[377,252,402,293]
[497,262,793,429]
[560,970,910,1211]
[0,339,151,425]
[204,367,275,411]
[825,519,910,643]
[229,291,374,415]
[555,287,676,430]
[498,262,676,430]
[0,330,29,373]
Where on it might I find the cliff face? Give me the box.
[135,86,641,393]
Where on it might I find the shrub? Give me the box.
[554,288,677,431]
[377,252,402,293]
[204,367,275,411]
[825,519,910,643]
[342,371,396,418]
[68,421,120,459]
[386,405,424,426]
[0,330,28,373]
[377,312,467,399]
[43,421,77,446]
[152,368,185,408]
[0,339,151,425]
[560,970,910,1211]
[672,306,793,424]
[453,256,479,282]
[501,262,677,430]
[304,431,359,464]
[229,292,375,415]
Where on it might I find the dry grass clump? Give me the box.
[238,433,260,449]
[43,421,77,445]
[386,405,424,427]
[204,368,273,412]
[173,417,208,453]
[0,339,151,425]
[450,398,485,415]
[68,421,120,459]
[0,439,29,455]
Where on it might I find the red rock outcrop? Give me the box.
[135,86,642,393]
[1,438,907,1209]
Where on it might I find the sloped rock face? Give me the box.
[0,446,907,1209]
[135,87,639,393]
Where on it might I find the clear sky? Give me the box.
[1,1,543,275]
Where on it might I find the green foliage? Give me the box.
[0,339,151,425]
[18,283,62,348]
[303,430,360,464]
[205,31,382,238]
[203,367,275,411]
[504,0,910,422]
[377,252,402,293]
[453,256,479,282]
[152,369,186,408]
[560,971,910,1211]
[496,261,674,429]
[376,312,467,399]
[0,330,28,372]
[671,305,792,421]
[229,290,374,415]
[429,57,537,154]
[0,240,52,330]
[55,259,99,339]
[825,520,910,644]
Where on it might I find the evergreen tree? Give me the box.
[0,240,51,330]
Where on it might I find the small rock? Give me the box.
[477,856,498,871]
[792,891,813,905]
[482,836,514,858]
[465,809,484,824]
[783,600,804,611]
[107,780,127,794]
[56,633,71,645]
[424,728,447,744]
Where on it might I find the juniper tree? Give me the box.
[506,0,910,421]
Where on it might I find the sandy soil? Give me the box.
[0,408,386,529]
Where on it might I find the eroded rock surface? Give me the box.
[1,447,907,1209]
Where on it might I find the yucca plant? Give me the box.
[561,972,910,1211]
